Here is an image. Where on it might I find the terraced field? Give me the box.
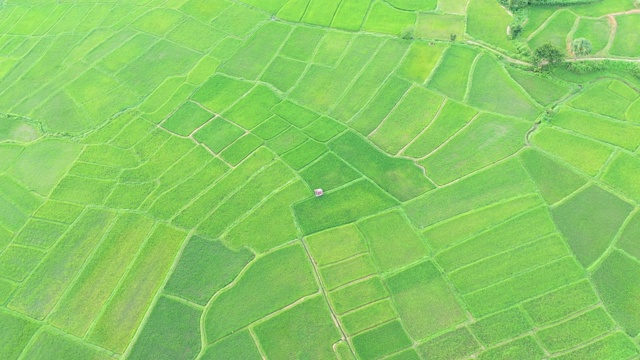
[0,0,639,359]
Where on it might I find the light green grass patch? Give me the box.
[299,152,361,191]
[12,218,67,249]
[470,307,532,346]
[362,1,417,36]
[386,261,467,339]
[528,10,576,52]
[9,209,115,320]
[305,224,368,266]
[167,18,224,53]
[0,309,40,360]
[204,244,316,342]
[370,86,444,154]
[302,0,342,26]
[332,0,371,31]
[523,280,599,326]
[423,194,542,251]
[427,45,478,100]
[572,18,610,55]
[272,100,319,128]
[537,307,615,352]
[569,81,632,120]
[303,116,346,142]
[128,296,201,360]
[202,330,262,360]
[320,253,377,290]
[131,8,184,36]
[312,30,353,67]
[340,299,397,335]
[21,327,112,360]
[610,14,640,58]
[464,257,586,317]
[405,158,536,228]
[520,148,587,205]
[253,115,290,140]
[331,131,435,201]
[418,327,481,360]
[32,200,83,224]
[617,212,640,261]
[468,55,540,119]
[191,74,253,114]
[164,237,254,305]
[404,100,478,158]
[420,112,529,185]
[552,108,640,151]
[352,320,413,360]
[260,56,306,92]
[266,127,308,154]
[88,225,187,353]
[507,68,572,106]
[349,76,412,135]
[531,127,613,176]
[329,276,388,314]
[220,134,264,165]
[466,0,516,52]
[0,245,44,282]
[397,42,447,84]
[436,207,556,272]
[193,117,245,153]
[358,210,429,272]
[211,3,270,37]
[161,101,213,136]
[254,296,341,359]
[224,85,282,129]
[552,185,632,267]
[553,332,639,360]
[224,181,308,252]
[478,336,545,360]
[593,250,640,337]
[415,13,465,41]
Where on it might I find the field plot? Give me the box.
[0,0,639,359]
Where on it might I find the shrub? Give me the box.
[571,38,592,57]
[533,43,564,68]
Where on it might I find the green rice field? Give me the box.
[0,0,640,359]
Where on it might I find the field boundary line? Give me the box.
[416,111,480,161]
[301,238,357,355]
[463,52,482,102]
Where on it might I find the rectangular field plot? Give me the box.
[329,276,388,314]
[520,148,587,205]
[593,250,640,337]
[48,213,155,337]
[260,56,306,92]
[531,127,613,176]
[523,280,599,326]
[223,85,282,130]
[349,76,412,136]
[403,100,478,158]
[330,131,434,201]
[294,179,398,235]
[204,244,317,342]
[602,152,640,203]
[420,112,530,185]
[0,309,40,360]
[528,10,576,52]
[332,0,371,30]
[569,81,633,120]
[477,336,545,360]
[193,117,245,153]
[435,206,556,272]
[21,327,112,360]
[340,299,397,335]
[427,45,478,100]
[191,74,253,114]
[8,209,116,320]
[352,320,413,360]
[0,245,45,282]
[362,1,416,36]
[418,327,480,360]
[423,194,543,251]
[617,212,640,260]
[357,210,429,272]
[386,261,467,340]
[470,307,532,346]
[507,67,572,106]
[405,158,536,228]
[305,224,368,266]
[448,234,569,293]
[370,85,444,155]
[319,254,377,290]
[254,296,341,360]
[552,108,640,151]
[537,307,615,353]
[553,332,638,360]
[397,42,447,84]
[13,218,68,249]
[201,330,262,360]
[463,257,586,317]
[552,185,632,268]
[128,296,201,360]
[161,101,213,136]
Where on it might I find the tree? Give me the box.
[571,38,592,58]
[533,43,564,68]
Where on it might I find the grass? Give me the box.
[2,1,640,359]
[386,261,467,339]
[551,185,633,267]
[204,243,317,342]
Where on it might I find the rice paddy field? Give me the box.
[0,0,639,359]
